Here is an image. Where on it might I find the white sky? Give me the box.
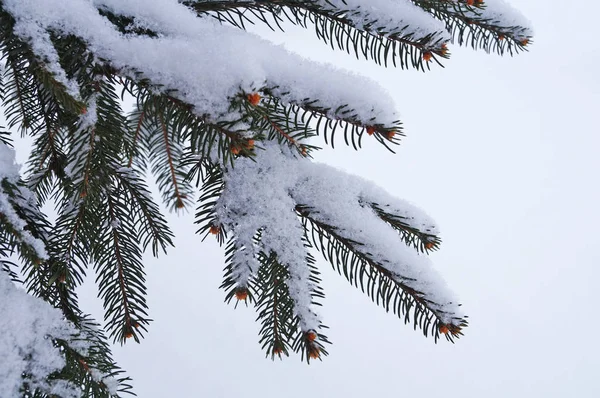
[5,0,600,397]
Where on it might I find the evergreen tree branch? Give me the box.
[0,144,132,395]
[298,205,466,341]
[158,111,189,210]
[113,167,174,256]
[245,90,403,153]
[251,248,329,361]
[413,0,531,54]
[184,0,449,69]
[95,187,149,343]
[368,201,441,252]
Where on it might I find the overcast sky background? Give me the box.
[5,0,599,397]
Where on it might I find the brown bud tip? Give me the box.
[386,131,396,140]
[231,145,241,155]
[449,325,462,335]
[423,52,433,62]
[466,0,474,5]
[58,274,66,284]
[247,93,261,106]
[424,241,435,250]
[308,346,320,359]
[125,332,134,339]
[244,139,255,150]
[79,191,87,199]
[439,324,449,335]
[209,225,220,235]
[175,198,185,209]
[235,288,248,301]
[366,126,375,136]
[520,38,529,46]
[300,146,308,156]
[498,34,505,41]
[306,331,318,342]
[440,43,449,56]
[273,345,283,355]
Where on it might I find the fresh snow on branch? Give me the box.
[317,0,450,42]
[216,143,463,326]
[0,270,78,397]
[0,142,48,260]
[5,0,400,126]
[470,0,533,39]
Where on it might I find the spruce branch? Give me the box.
[413,0,532,54]
[113,167,174,256]
[297,205,467,341]
[368,201,442,252]
[251,248,329,362]
[184,0,449,70]
[193,160,226,243]
[94,187,150,343]
[249,89,403,152]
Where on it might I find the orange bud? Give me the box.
[79,191,87,199]
[231,145,241,155]
[235,288,248,301]
[301,146,308,157]
[425,241,435,250]
[175,198,185,209]
[466,0,474,5]
[498,34,505,41]
[210,225,220,235]
[245,139,255,150]
[247,93,261,106]
[366,126,376,136]
[386,131,395,140]
[440,43,449,56]
[308,346,320,359]
[520,38,529,46]
[439,324,449,334]
[306,331,317,342]
[449,325,462,335]
[423,52,433,62]
[273,345,283,355]
[125,332,134,339]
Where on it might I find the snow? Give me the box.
[474,0,534,39]
[3,0,532,127]
[216,143,464,327]
[0,142,118,395]
[0,270,79,397]
[0,0,531,376]
[0,142,20,180]
[448,0,534,40]
[316,0,450,43]
[0,142,48,260]
[4,0,401,126]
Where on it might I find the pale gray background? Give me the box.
[6,0,600,397]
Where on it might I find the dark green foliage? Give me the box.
[0,0,529,396]
[297,204,466,342]
[413,0,530,54]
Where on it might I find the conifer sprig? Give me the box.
[184,0,449,70]
[413,0,532,54]
[298,205,467,342]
